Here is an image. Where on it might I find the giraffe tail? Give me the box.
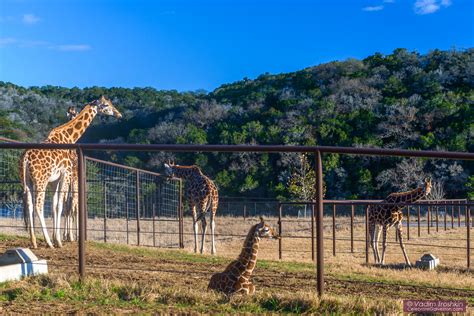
[196,198,213,221]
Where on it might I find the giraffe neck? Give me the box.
[45,104,98,144]
[171,166,202,179]
[387,187,426,204]
[238,225,260,275]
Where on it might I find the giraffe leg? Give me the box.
[374,225,382,263]
[54,177,68,248]
[210,211,216,255]
[50,179,61,246]
[192,205,198,253]
[34,184,54,248]
[200,216,207,254]
[380,226,388,265]
[369,220,377,263]
[247,282,256,295]
[397,222,411,266]
[24,183,37,249]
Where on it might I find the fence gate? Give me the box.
[85,157,182,248]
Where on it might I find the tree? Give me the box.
[288,153,325,217]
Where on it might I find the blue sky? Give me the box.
[0,0,472,91]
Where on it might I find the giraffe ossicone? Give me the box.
[368,178,432,266]
[20,96,122,248]
[164,162,219,254]
[208,217,279,295]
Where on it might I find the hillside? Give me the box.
[0,48,473,199]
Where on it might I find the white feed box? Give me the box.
[415,253,439,270]
[0,248,48,282]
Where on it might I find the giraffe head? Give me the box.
[423,177,432,196]
[255,217,279,239]
[91,96,122,119]
[164,161,176,178]
[66,106,78,120]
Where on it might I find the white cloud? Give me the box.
[0,37,91,52]
[414,0,452,14]
[0,37,17,46]
[383,0,395,3]
[22,13,40,25]
[56,44,91,51]
[362,5,384,11]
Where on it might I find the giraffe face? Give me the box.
[164,163,175,178]
[93,96,122,119]
[424,177,432,196]
[66,106,77,120]
[256,217,279,239]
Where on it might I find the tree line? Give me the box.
[0,48,472,200]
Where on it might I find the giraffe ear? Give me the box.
[259,216,264,224]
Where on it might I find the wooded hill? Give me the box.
[1,48,473,200]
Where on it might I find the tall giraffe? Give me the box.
[20,96,122,248]
[368,178,432,266]
[164,162,219,254]
[208,217,279,295]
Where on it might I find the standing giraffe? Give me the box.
[208,217,279,295]
[20,96,122,248]
[164,162,219,254]
[368,178,432,266]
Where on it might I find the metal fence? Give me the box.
[0,141,473,296]
[0,142,182,248]
[278,200,472,267]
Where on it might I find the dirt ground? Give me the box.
[0,236,472,304]
[1,214,471,267]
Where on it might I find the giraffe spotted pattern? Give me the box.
[208,217,279,295]
[164,163,219,254]
[368,178,432,266]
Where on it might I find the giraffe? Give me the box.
[208,217,279,295]
[368,178,432,266]
[164,162,219,254]
[20,96,122,248]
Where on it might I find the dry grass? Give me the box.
[1,214,472,313]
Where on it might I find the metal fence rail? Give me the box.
[1,141,473,297]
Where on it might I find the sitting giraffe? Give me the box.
[208,217,279,295]
[20,97,122,248]
[368,178,432,266]
[164,162,218,254]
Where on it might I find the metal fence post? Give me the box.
[351,204,354,253]
[311,203,315,261]
[458,202,461,227]
[152,202,156,247]
[136,170,141,246]
[103,182,107,243]
[332,204,336,257]
[467,206,471,269]
[365,205,369,264]
[428,206,431,234]
[417,205,421,237]
[315,150,324,296]
[178,179,184,249]
[77,147,86,280]
[126,203,129,245]
[278,204,282,260]
[451,204,454,229]
[406,206,410,240]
